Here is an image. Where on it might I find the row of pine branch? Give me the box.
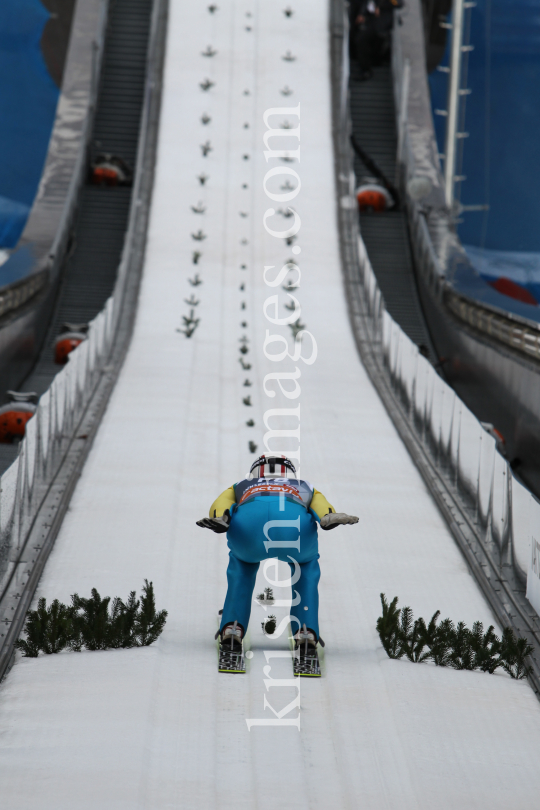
[16,580,167,657]
[377,594,533,679]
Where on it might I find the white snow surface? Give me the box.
[2,2,540,808]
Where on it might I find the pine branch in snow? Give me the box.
[16,583,167,657]
[262,615,277,635]
[376,594,405,659]
[500,627,533,679]
[70,589,113,651]
[377,594,533,679]
[16,598,73,657]
[133,581,168,647]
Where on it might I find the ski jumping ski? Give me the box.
[293,625,324,678]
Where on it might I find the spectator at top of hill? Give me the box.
[349,0,403,80]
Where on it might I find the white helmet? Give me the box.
[249,454,297,480]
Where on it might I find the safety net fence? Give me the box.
[0,0,167,679]
[331,0,540,691]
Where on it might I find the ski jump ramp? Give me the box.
[2,2,540,807]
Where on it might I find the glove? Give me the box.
[196,509,231,534]
[320,512,359,531]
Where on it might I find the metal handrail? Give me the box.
[0,271,49,320]
[446,291,540,361]
[443,0,465,209]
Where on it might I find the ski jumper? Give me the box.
[210,478,335,637]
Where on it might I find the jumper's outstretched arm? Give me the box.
[310,489,358,530]
[310,488,335,520]
[196,485,236,533]
[209,485,236,518]
[196,509,231,534]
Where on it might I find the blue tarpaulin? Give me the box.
[0,0,59,248]
[429,0,540,316]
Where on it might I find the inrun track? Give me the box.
[1,3,540,809]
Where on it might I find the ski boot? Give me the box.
[216,620,246,673]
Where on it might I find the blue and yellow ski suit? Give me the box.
[210,478,335,638]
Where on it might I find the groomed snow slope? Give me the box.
[1,2,540,808]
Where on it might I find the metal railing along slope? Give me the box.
[330,0,540,695]
[0,0,169,681]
